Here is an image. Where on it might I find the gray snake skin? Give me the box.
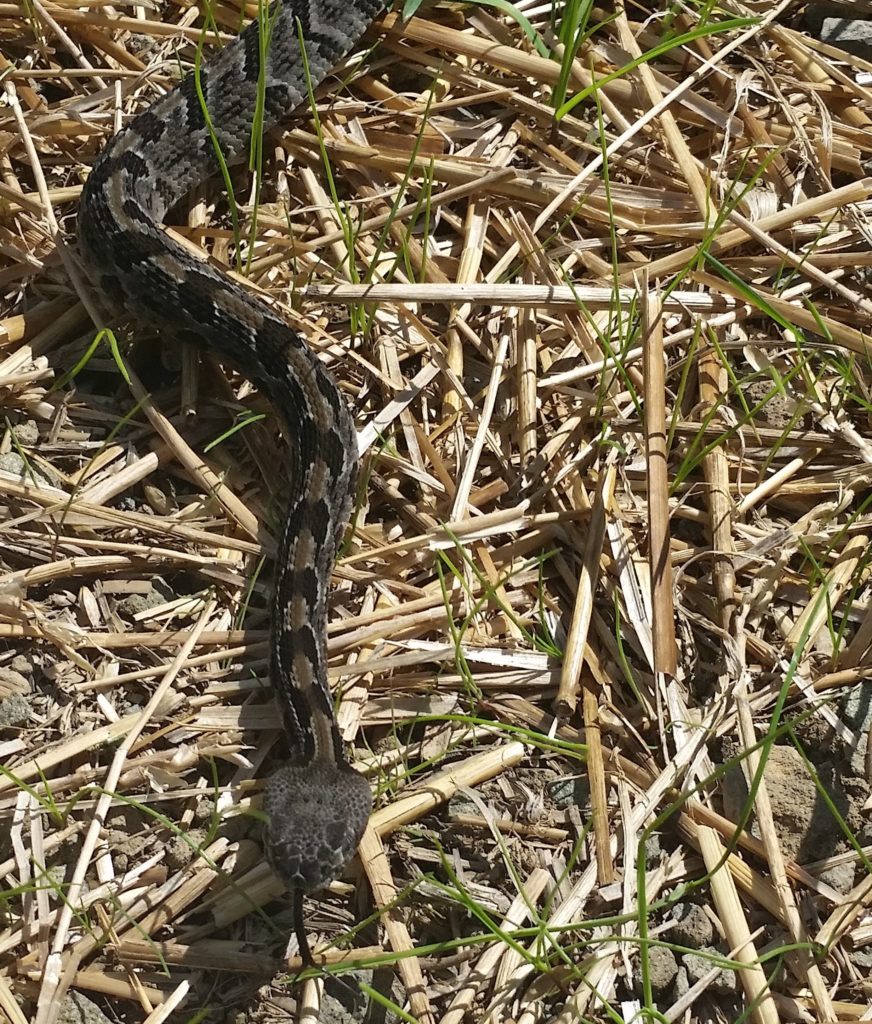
[78,0,383,964]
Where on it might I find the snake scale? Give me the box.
[78,0,384,963]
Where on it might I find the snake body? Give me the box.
[78,0,382,960]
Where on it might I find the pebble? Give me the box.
[165,829,207,870]
[683,947,739,994]
[668,902,714,949]
[840,681,872,777]
[642,946,679,994]
[13,420,39,446]
[547,776,590,809]
[0,694,30,728]
[0,451,57,488]
[58,992,113,1024]
[116,584,170,618]
[0,452,25,476]
[0,667,32,694]
[10,655,33,676]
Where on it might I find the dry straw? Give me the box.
[2,1,872,1022]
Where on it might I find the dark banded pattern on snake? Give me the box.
[78,0,383,964]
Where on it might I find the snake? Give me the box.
[78,0,384,964]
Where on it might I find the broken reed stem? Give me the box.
[642,283,677,677]
[733,692,836,1019]
[556,458,615,714]
[583,682,614,885]
[788,532,870,648]
[698,336,736,631]
[305,281,741,311]
[369,741,526,836]
[697,825,781,1024]
[358,827,435,1024]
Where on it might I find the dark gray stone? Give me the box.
[820,17,872,59]
[851,945,872,970]
[840,681,872,777]
[323,970,376,1023]
[647,946,679,993]
[683,947,739,994]
[547,776,589,809]
[669,902,714,949]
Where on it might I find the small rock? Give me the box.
[742,380,805,429]
[13,420,39,446]
[0,451,56,488]
[194,796,220,824]
[57,992,113,1024]
[324,970,375,1022]
[844,778,872,846]
[0,694,30,728]
[851,945,872,970]
[108,829,149,873]
[0,453,25,476]
[165,829,206,870]
[721,744,848,863]
[818,859,856,895]
[45,862,67,890]
[819,17,872,60]
[644,833,662,862]
[683,947,738,994]
[547,776,589,809]
[840,681,872,777]
[447,794,478,818]
[116,585,168,618]
[645,946,679,994]
[127,32,157,57]
[0,667,32,696]
[10,655,33,676]
[668,902,714,949]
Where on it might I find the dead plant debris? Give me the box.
[2,1,872,1022]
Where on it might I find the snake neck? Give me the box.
[271,408,359,764]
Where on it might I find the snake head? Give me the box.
[264,760,372,892]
